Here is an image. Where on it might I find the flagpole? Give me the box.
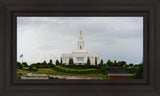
[21,53,23,64]
[22,49,23,64]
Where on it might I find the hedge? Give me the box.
[54,66,99,74]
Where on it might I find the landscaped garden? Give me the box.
[17,65,109,79]
[17,59,143,80]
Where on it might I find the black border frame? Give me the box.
[0,0,160,96]
[13,12,148,85]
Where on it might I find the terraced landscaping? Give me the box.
[17,65,108,79]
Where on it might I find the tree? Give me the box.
[22,62,28,67]
[117,61,126,67]
[49,59,53,64]
[17,62,23,69]
[43,61,47,65]
[87,57,91,66]
[121,61,127,67]
[60,57,62,65]
[56,59,60,65]
[136,63,143,79]
[28,66,37,71]
[134,64,138,67]
[127,63,143,79]
[117,61,121,67]
[129,63,134,67]
[95,57,97,66]
[37,61,50,68]
[129,63,133,66]
[48,59,54,67]
[125,65,129,68]
[69,58,74,65]
[30,63,38,68]
[106,59,113,67]
[28,66,34,71]
[99,59,103,66]
[36,63,41,67]
[113,60,118,67]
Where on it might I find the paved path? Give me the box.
[18,72,103,80]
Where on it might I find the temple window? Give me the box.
[80,46,82,49]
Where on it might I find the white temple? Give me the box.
[62,30,100,65]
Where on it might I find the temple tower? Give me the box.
[77,30,85,50]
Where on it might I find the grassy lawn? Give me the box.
[17,66,108,79]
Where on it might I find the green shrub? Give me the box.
[17,62,23,69]
[125,64,143,79]
[54,66,98,74]
[23,67,29,70]
[28,66,37,71]
[17,73,23,80]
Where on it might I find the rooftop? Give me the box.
[108,68,131,74]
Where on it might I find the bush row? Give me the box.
[53,66,99,74]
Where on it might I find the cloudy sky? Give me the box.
[17,17,143,65]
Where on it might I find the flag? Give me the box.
[19,54,23,58]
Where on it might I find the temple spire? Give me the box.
[80,30,82,36]
[78,30,84,49]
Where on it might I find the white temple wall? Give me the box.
[62,54,100,65]
[61,32,100,66]
[90,57,94,65]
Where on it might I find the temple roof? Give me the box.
[72,49,88,53]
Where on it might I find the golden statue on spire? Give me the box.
[80,30,82,36]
